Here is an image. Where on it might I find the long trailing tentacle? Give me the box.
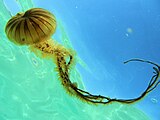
[58,57,160,104]
[37,40,160,105]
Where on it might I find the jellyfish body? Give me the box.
[5,8,160,105]
[5,8,73,65]
[5,7,77,99]
[5,8,56,45]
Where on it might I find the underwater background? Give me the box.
[0,0,160,120]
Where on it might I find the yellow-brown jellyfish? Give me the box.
[5,8,160,105]
[5,7,76,96]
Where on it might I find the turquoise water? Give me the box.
[0,0,159,120]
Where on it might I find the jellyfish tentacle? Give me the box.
[124,58,160,69]
[63,58,160,104]
[49,50,160,104]
[124,59,160,92]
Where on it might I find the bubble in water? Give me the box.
[126,28,133,33]
[151,98,158,104]
[31,57,38,67]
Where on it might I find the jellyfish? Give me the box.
[5,8,160,105]
[5,7,76,95]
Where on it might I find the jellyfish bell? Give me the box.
[5,7,72,60]
[5,8,57,45]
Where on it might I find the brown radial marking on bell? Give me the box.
[37,13,56,27]
[33,13,56,24]
[31,16,49,36]
[15,20,21,44]
[6,16,23,30]
[24,19,32,44]
[25,19,34,44]
[33,15,54,31]
[28,18,41,42]
[29,17,45,39]
[6,21,17,40]
[6,17,22,38]
[9,19,21,44]
[27,18,39,43]
[19,20,26,43]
